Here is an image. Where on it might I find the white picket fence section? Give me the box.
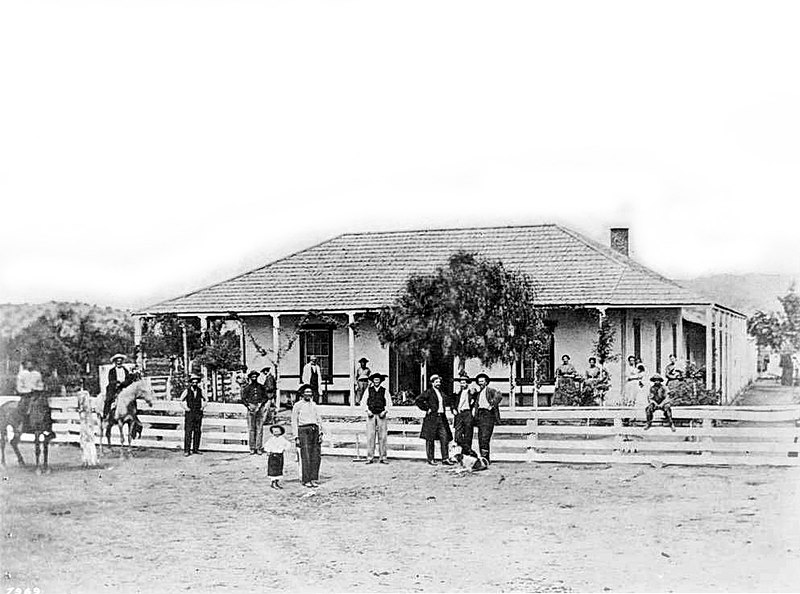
[40,397,800,466]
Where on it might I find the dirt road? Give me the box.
[2,445,799,593]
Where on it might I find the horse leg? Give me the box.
[10,426,25,466]
[34,433,42,474]
[118,423,125,457]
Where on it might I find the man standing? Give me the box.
[363,372,390,464]
[261,366,277,423]
[355,357,371,405]
[415,374,453,466]
[473,373,502,462]
[241,370,268,454]
[180,374,207,456]
[451,372,478,455]
[16,359,45,432]
[103,354,131,421]
[292,384,324,488]
[301,355,323,401]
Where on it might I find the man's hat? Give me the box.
[110,353,127,362]
[260,366,271,373]
[369,372,386,382]
[650,373,664,382]
[429,374,441,383]
[247,370,260,379]
[189,374,202,382]
[475,372,490,383]
[270,424,286,436]
[457,371,471,381]
[298,383,314,393]
[358,357,369,364]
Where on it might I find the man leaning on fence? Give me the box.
[241,370,268,454]
[362,372,390,465]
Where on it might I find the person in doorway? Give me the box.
[644,373,676,431]
[665,354,684,391]
[473,373,503,462]
[355,357,371,405]
[363,372,390,464]
[103,354,131,421]
[241,370,268,454]
[415,374,453,466]
[451,372,478,455]
[265,425,292,489]
[292,384,324,488]
[180,374,207,456]
[301,356,323,400]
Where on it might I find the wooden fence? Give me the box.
[41,397,800,466]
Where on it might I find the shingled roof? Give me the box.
[139,224,729,315]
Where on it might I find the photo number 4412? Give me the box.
[7,588,40,594]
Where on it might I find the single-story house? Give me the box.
[135,224,753,407]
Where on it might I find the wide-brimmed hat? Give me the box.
[110,353,127,362]
[650,373,664,382]
[298,383,314,394]
[429,374,441,383]
[358,357,369,364]
[457,371,471,381]
[270,424,286,436]
[189,374,202,382]
[247,370,260,379]
[475,373,490,383]
[260,366,271,373]
[369,372,386,382]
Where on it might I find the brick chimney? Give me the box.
[610,227,629,256]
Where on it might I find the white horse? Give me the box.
[102,379,153,455]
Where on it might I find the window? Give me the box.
[517,322,556,384]
[299,327,333,381]
[633,318,642,361]
[655,321,662,373]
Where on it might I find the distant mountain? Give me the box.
[0,301,132,339]
[679,274,799,316]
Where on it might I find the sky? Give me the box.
[1,0,799,310]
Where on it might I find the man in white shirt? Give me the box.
[301,356,323,401]
[16,360,45,431]
[415,374,453,466]
[291,383,325,487]
[450,372,478,456]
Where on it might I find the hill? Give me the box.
[0,301,132,339]
[680,274,799,316]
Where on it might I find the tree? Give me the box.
[748,285,800,352]
[376,251,546,379]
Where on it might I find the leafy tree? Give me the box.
[748,285,800,352]
[593,314,620,365]
[194,321,241,372]
[376,251,546,377]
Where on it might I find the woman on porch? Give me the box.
[553,355,580,406]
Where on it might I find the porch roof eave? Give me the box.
[132,307,376,318]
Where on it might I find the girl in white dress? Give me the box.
[264,425,292,489]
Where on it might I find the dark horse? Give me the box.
[0,392,55,473]
[101,379,153,455]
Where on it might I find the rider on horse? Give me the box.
[16,360,54,438]
[104,354,132,419]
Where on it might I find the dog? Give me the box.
[446,441,489,473]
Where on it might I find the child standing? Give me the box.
[264,425,291,489]
[71,378,98,467]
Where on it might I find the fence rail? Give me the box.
[6,396,799,466]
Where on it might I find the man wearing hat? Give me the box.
[261,366,277,422]
[451,372,478,456]
[180,374,207,456]
[301,355,323,401]
[415,374,453,466]
[644,373,676,431]
[103,354,131,421]
[292,384,325,487]
[354,357,371,405]
[362,372,391,464]
[241,370,269,454]
[473,372,503,462]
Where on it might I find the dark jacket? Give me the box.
[241,382,268,406]
[473,385,503,423]
[106,366,130,400]
[263,373,277,396]
[450,387,479,417]
[415,388,453,442]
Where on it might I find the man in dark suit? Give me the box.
[241,370,268,454]
[103,354,131,420]
[473,372,503,462]
[450,372,478,456]
[415,374,453,466]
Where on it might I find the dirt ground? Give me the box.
[2,441,799,594]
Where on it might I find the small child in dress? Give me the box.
[70,378,98,468]
[264,424,291,489]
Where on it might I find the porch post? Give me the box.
[271,314,281,407]
[676,309,684,361]
[715,310,723,399]
[133,316,143,369]
[199,315,209,399]
[239,319,247,369]
[348,312,356,407]
[705,306,713,390]
[181,322,189,377]
[421,360,427,393]
[508,360,516,411]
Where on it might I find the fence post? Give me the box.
[613,415,623,456]
[701,417,713,457]
[526,418,538,462]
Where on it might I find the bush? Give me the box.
[668,364,721,406]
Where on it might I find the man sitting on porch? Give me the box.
[644,373,676,432]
